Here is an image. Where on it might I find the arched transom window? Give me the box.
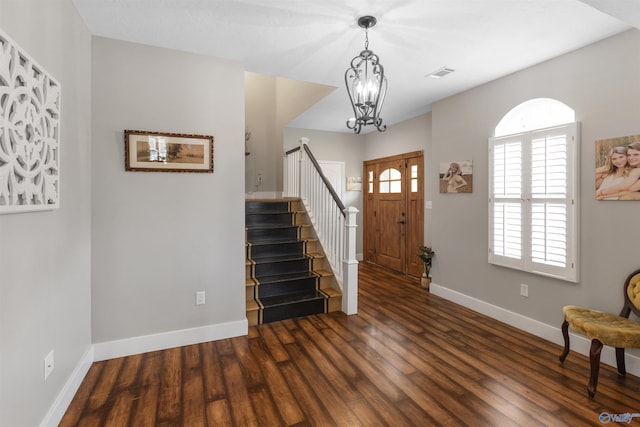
[495,98,575,137]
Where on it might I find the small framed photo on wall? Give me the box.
[347,176,362,191]
[439,160,473,193]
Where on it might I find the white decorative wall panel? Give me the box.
[0,28,60,214]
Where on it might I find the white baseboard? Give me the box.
[39,346,94,427]
[39,320,247,426]
[430,282,640,377]
[93,319,248,361]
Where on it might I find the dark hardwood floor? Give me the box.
[61,262,640,426]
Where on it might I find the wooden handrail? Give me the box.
[285,146,300,156]
[301,144,347,215]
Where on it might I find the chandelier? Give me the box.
[345,16,387,134]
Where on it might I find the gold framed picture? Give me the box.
[124,130,214,173]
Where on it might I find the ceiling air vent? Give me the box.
[427,67,455,79]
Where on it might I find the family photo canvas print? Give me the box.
[439,160,473,193]
[595,135,640,200]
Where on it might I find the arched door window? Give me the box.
[379,168,402,193]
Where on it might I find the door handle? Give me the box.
[397,220,406,224]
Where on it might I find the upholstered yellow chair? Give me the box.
[559,269,640,397]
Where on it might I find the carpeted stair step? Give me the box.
[246,253,327,280]
[253,256,310,278]
[252,271,319,299]
[245,211,294,227]
[247,225,299,243]
[247,240,304,260]
[259,291,327,323]
[245,200,290,213]
[245,198,341,325]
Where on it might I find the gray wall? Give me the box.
[91,38,246,343]
[431,29,640,358]
[364,113,432,163]
[0,1,92,425]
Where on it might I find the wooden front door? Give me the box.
[375,158,405,272]
[363,151,424,277]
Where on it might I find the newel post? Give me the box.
[342,206,359,315]
[298,137,309,201]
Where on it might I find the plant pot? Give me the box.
[421,274,431,290]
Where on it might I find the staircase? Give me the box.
[245,199,342,325]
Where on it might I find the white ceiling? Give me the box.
[72,0,637,133]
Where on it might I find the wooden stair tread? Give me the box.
[246,238,301,246]
[246,299,260,311]
[251,271,318,284]
[305,252,325,259]
[249,254,311,263]
[248,254,325,264]
[247,237,318,244]
[320,288,341,297]
[313,269,333,277]
[245,197,300,202]
[245,224,302,230]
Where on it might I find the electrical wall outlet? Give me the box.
[520,283,529,297]
[196,291,206,305]
[44,349,54,380]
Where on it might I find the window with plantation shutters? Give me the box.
[489,122,579,282]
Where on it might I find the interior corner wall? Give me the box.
[246,73,338,197]
[245,72,278,195]
[430,29,640,360]
[91,38,246,344]
[0,1,92,426]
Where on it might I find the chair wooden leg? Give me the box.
[615,347,626,376]
[559,319,570,362]
[588,339,603,398]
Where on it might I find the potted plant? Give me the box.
[417,245,435,290]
